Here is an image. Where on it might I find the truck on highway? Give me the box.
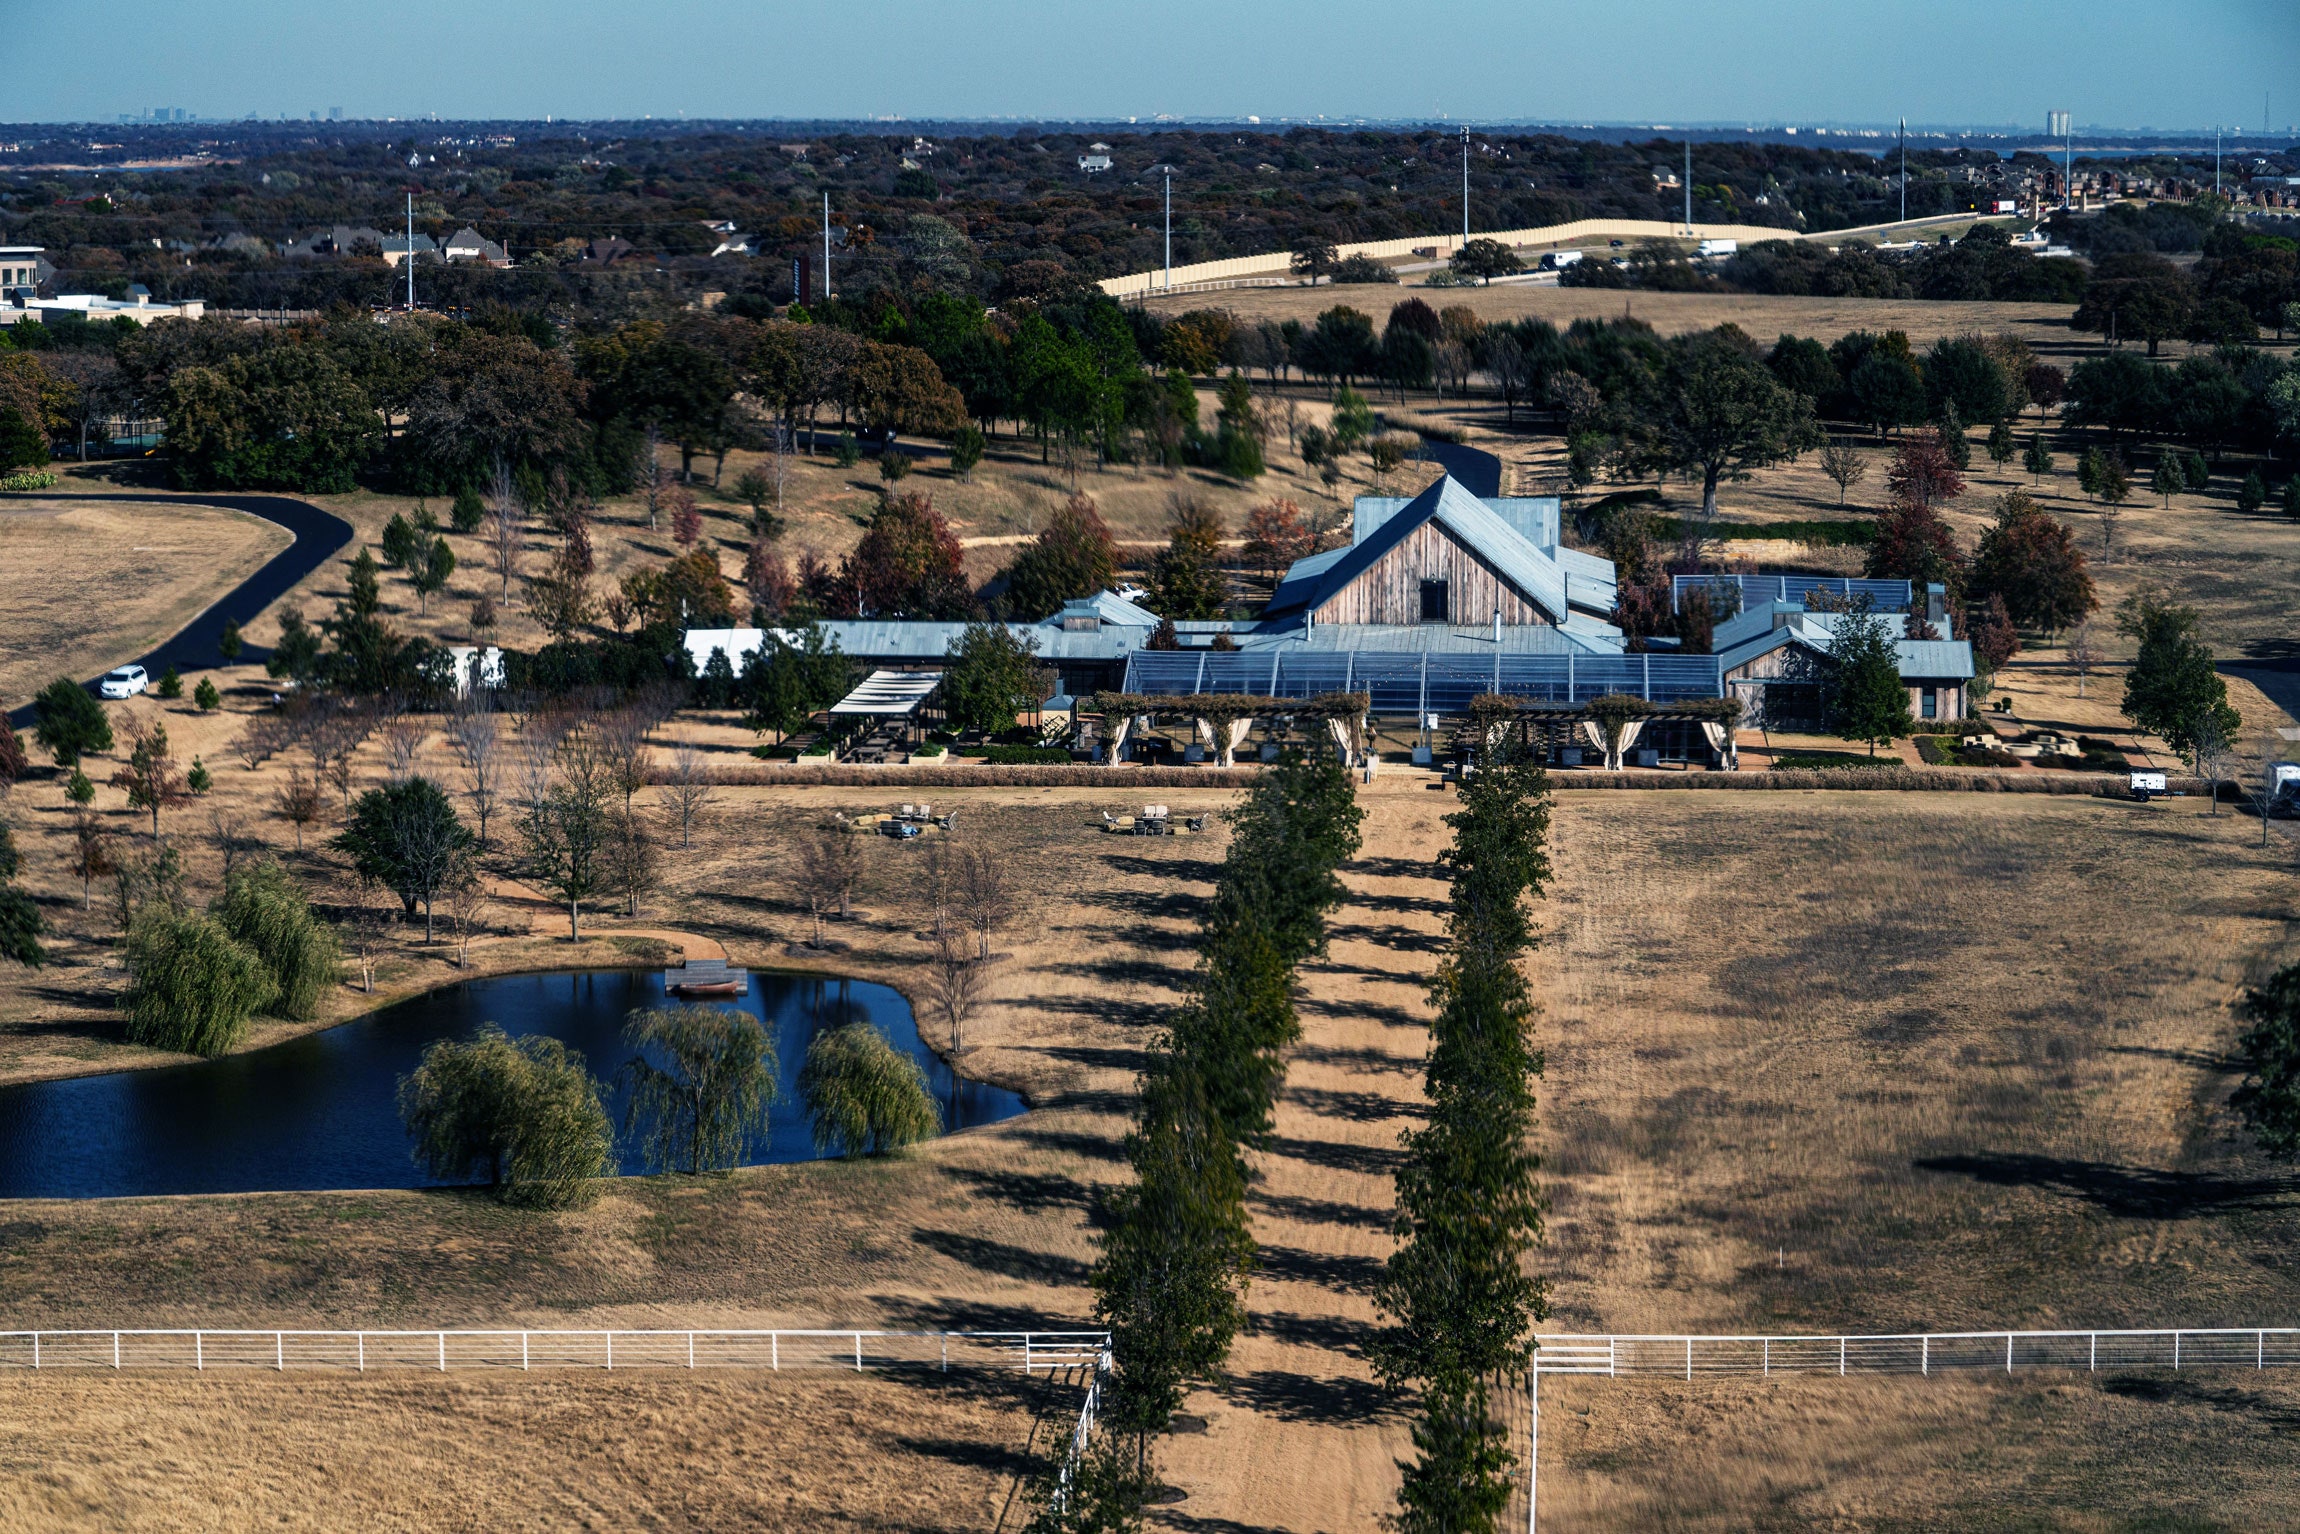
[1539,249,1584,270]
[1695,238,1738,259]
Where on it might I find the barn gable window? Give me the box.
[1419,578,1448,622]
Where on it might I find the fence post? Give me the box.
[1922,1336,1928,1377]
[1763,1338,1770,1377]
[1527,1364,1539,1534]
[30,1332,37,1371]
[521,1332,528,1372]
[606,1332,614,1372]
[2261,1331,2266,1370]
[113,1332,120,1371]
[688,1332,695,1370]
[196,1332,203,1371]
[359,1334,366,1373]
[2174,1332,2181,1371]
[772,1333,779,1372]
[2090,1332,2096,1372]
[438,1332,446,1373]
[1028,1336,1036,1376]
[1839,1336,1846,1377]
[276,1332,284,1372]
[2006,1334,2013,1375]
[1685,1337,1692,1381]
[853,1333,862,1373]
[942,1336,948,1373]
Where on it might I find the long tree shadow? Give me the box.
[1915,1153,2298,1219]
[1012,1127,1130,1165]
[1041,1044,1157,1075]
[1252,1310,1382,1354]
[944,1164,1101,1214]
[1023,994,1175,1030]
[1326,920,1447,954]
[1290,1043,1421,1076]
[2101,1375,2300,1430]
[1342,856,1442,882]
[1256,1244,1385,1294]
[1283,1086,1422,1124]
[1249,1190,1392,1232]
[1263,1135,1407,1175]
[1221,1368,1401,1425]
[1343,888,1451,918]
[912,1229,1092,1284]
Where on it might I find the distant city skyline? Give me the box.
[11,0,2297,136]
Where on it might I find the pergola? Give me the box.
[830,669,944,718]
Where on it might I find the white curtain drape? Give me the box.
[1615,718,1646,770]
[1700,721,1737,770]
[1106,713,1136,765]
[1326,717,1355,767]
[1222,717,1255,767]
[1579,721,1606,762]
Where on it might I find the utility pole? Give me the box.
[2065,117,2074,210]
[822,191,832,301]
[1461,125,1470,244]
[1684,141,1692,233]
[1899,118,1907,224]
[405,192,415,310]
[2214,126,2222,195]
[1163,165,1174,290]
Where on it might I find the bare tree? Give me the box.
[915,837,958,942]
[525,724,616,939]
[441,857,493,969]
[206,807,262,882]
[787,823,863,944]
[952,839,1018,961]
[642,425,667,529]
[2099,504,2121,561]
[379,717,427,783]
[920,934,990,1052]
[654,744,716,849]
[1818,440,1869,507]
[2196,708,2235,818]
[2066,618,2099,701]
[337,872,392,993]
[604,808,660,918]
[274,765,323,852]
[67,811,114,910]
[487,455,523,599]
[597,706,652,815]
[447,706,503,849]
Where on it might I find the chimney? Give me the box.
[1925,583,1947,626]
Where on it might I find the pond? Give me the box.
[0,970,1026,1200]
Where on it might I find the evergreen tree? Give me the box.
[2023,434,2053,485]
[1827,608,1915,755]
[2233,964,2300,1160]
[1985,419,2016,470]
[2238,470,2267,514]
[2151,453,2182,507]
[2118,589,2241,765]
[1376,737,1552,1533]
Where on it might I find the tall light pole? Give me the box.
[1899,118,1907,225]
[2214,126,2222,195]
[822,191,832,301]
[1684,141,1692,233]
[1461,125,1470,245]
[405,192,415,311]
[1152,164,1175,291]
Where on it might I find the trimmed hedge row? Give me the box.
[1553,768,2195,795]
[666,763,1268,788]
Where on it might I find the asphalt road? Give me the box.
[4,491,354,730]
[1415,437,1503,497]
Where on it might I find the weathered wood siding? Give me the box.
[1311,519,1550,626]
[1726,643,1964,726]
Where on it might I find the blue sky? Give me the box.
[13,0,2298,133]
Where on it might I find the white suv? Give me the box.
[98,665,149,699]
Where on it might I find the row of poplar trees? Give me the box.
[1375,727,1554,1531]
[1059,747,1364,1529]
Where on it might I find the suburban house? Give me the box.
[0,246,53,297]
[675,474,1972,764]
[442,227,511,266]
[1714,598,1973,729]
[3,285,206,328]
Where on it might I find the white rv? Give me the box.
[1695,238,1738,259]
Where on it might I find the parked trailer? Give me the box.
[2268,762,2300,814]
[2130,770,2168,801]
[1695,238,1739,258]
[1540,250,1584,270]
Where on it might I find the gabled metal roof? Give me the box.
[1264,475,1587,625]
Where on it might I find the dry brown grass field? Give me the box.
[4,286,2300,1527]
[4,773,2300,1527]
[1144,283,2082,351]
[0,498,289,703]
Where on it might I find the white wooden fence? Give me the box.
[0,1326,1110,1376]
[1510,1328,2300,1532]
